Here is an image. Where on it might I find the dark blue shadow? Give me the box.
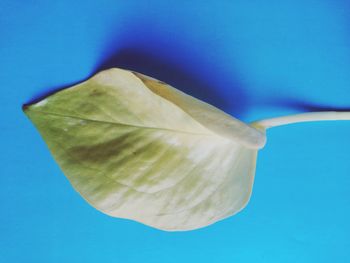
[24,48,248,118]
[264,97,350,112]
[94,48,248,116]
[92,18,250,117]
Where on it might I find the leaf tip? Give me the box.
[22,103,30,113]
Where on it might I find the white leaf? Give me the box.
[24,68,268,231]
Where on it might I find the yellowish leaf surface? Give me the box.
[24,68,266,231]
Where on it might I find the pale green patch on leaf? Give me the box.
[23,68,350,231]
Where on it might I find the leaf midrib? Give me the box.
[29,109,221,138]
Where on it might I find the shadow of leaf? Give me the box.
[263,97,350,113]
[23,48,249,118]
[24,19,251,118]
[94,47,248,117]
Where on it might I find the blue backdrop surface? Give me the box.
[1,1,349,262]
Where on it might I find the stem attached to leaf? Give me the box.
[251,111,350,129]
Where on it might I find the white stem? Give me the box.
[251,111,350,129]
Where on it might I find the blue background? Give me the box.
[1,1,349,262]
